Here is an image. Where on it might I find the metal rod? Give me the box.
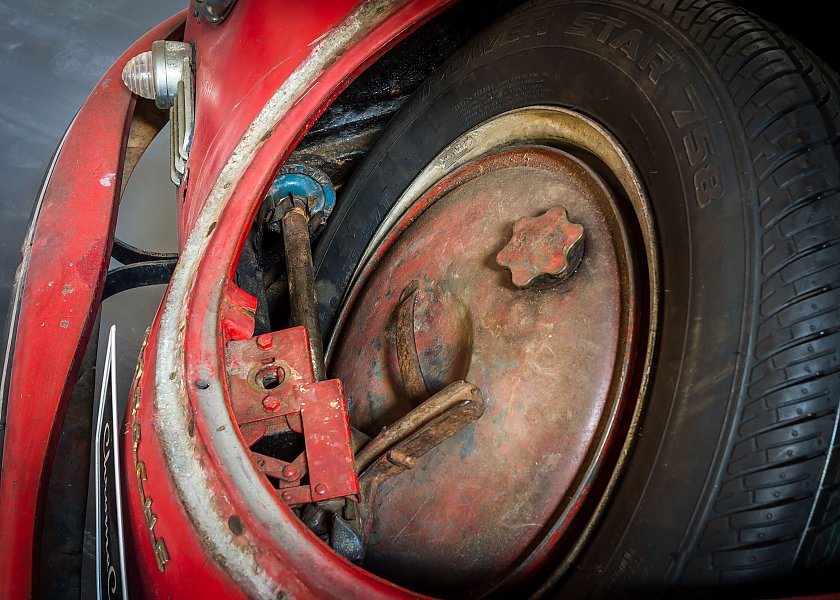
[281,201,327,381]
[353,380,482,474]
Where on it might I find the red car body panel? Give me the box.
[0,2,456,598]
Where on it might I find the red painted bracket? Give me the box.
[225,327,358,505]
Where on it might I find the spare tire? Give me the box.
[314,0,840,594]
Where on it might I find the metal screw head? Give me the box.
[256,333,273,350]
[496,206,585,289]
[281,466,298,480]
[262,395,281,412]
[314,483,328,496]
[281,491,293,502]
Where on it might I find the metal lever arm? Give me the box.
[280,198,327,381]
[355,380,484,477]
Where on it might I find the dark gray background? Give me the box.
[0,0,182,314]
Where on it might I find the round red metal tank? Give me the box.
[330,146,635,595]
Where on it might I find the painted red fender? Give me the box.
[0,12,186,599]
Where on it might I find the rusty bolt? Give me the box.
[282,466,298,480]
[263,395,281,412]
[496,206,585,289]
[281,491,293,502]
[256,333,273,350]
[314,483,328,496]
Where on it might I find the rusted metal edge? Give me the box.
[152,2,434,598]
[360,389,484,485]
[394,283,428,405]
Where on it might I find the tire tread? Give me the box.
[626,0,840,583]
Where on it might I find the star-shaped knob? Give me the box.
[496,206,585,289]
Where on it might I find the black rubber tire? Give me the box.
[313,0,840,594]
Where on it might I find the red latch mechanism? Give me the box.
[226,326,359,505]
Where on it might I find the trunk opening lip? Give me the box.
[149,1,453,597]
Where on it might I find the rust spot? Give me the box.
[227,514,244,536]
[258,126,276,143]
[76,244,107,289]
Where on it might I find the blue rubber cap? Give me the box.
[267,164,336,226]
